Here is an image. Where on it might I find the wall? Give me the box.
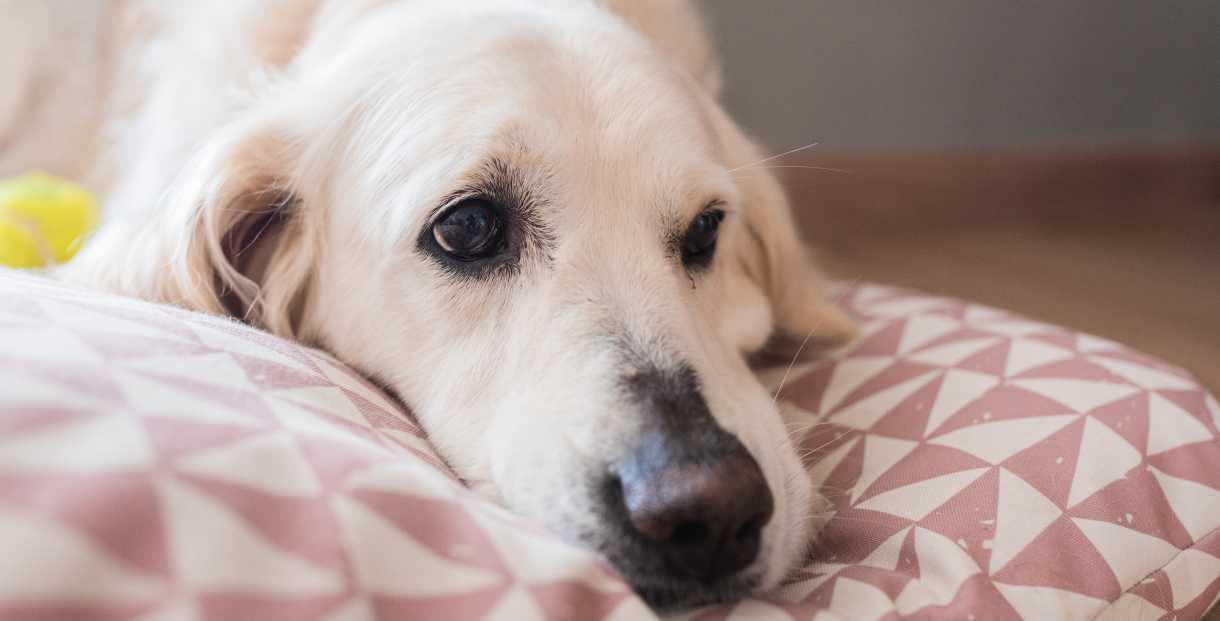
[701,1,1220,151]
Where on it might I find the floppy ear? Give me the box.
[598,0,723,95]
[65,118,317,339]
[712,118,858,363]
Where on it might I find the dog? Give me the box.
[0,0,856,609]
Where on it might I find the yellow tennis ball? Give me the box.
[0,217,42,268]
[0,172,98,268]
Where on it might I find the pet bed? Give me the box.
[1,269,1217,620]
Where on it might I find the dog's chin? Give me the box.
[626,571,762,612]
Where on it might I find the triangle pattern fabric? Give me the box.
[858,526,912,571]
[1150,440,1220,491]
[829,370,940,430]
[897,315,963,354]
[991,516,1121,600]
[854,435,919,502]
[527,582,632,621]
[989,469,1063,575]
[4,274,1220,621]
[924,369,1001,436]
[929,415,1076,465]
[158,478,344,596]
[1146,393,1215,455]
[805,436,861,494]
[1090,356,1198,391]
[0,471,170,576]
[1011,378,1140,414]
[0,374,122,414]
[467,505,622,590]
[907,337,1003,368]
[114,372,264,427]
[855,468,989,521]
[196,594,351,621]
[481,587,547,621]
[1164,549,1220,610]
[331,495,503,597]
[0,507,165,605]
[1077,334,1123,354]
[912,527,982,605]
[41,297,193,344]
[1092,593,1168,621]
[915,467,1000,573]
[820,357,895,412]
[1072,518,1179,591]
[175,433,321,497]
[371,585,510,621]
[1089,393,1151,456]
[1067,466,1194,550]
[1067,417,1143,507]
[828,577,895,621]
[119,352,257,391]
[5,326,106,367]
[993,583,1108,620]
[1001,417,1085,509]
[856,442,991,506]
[0,414,154,473]
[1148,467,1220,541]
[1005,338,1075,377]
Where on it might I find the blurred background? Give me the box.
[703,1,1220,391]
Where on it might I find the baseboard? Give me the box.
[778,145,1220,240]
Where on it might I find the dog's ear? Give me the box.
[598,0,723,95]
[69,118,317,339]
[711,116,858,364]
[167,120,318,338]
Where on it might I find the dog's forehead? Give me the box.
[506,113,731,230]
[326,1,736,241]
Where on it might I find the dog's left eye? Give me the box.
[432,199,504,261]
[681,209,725,269]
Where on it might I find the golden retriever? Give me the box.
[0,0,855,609]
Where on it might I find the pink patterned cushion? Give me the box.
[1,269,1218,621]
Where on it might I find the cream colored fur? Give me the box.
[0,0,856,600]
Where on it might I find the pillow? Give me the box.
[1,269,1217,621]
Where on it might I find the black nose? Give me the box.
[613,434,774,582]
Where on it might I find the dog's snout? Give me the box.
[605,361,774,597]
[615,445,773,581]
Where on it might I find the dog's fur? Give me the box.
[1,0,856,608]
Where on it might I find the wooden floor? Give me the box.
[811,211,1220,393]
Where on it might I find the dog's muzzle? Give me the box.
[600,364,774,609]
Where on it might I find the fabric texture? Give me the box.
[0,269,1218,621]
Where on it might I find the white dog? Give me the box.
[1,0,855,609]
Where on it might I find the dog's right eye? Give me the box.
[432,199,504,261]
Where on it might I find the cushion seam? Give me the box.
[1087,524,1220,621]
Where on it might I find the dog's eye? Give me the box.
[432,199,504,260]
[681,209,725,269]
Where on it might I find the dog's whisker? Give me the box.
[727,140,823,172]
[797,445,836,459]
[811,486,856,498]
[797,434,850,458]
[797,451,836,465]
[770,322,823,407]
[796,515,894,529]
[785,419,828,438]
[730,164,852,175]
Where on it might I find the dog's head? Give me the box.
[86,0,856,609]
